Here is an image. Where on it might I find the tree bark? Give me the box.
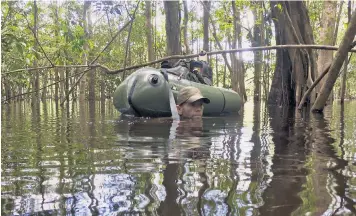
[164,1,181,63]
[268,1,316,106]
[316,1,337,103]
[312,9,356,112]
[145,1,154,61]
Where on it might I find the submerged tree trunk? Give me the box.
[164,1,181,63]
[340,57,348,103]
[316,1,337,103]
[268,1,316,106]
[145,1,154,61]
[340,2,351,103]
[312,9,356,112]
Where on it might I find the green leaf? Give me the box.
[344,23,349,30]
[88,39,94,49]
[277,3,283,12]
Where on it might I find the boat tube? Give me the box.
[113,64,242,117]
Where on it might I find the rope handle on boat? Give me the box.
[160,68,180,121]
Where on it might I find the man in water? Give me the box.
[176,86,210,119]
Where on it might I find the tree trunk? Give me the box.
[230,2,238,93]
[203,1,210,53]
[164,1,181,63]
[312,9,356,112]
[316,1,337,103]
[32,0,39,103]
[145,1,154,61]
[3,77,11,100]
[86,2,95,101]
[223,61,227,88]
[268,1,316,106]
[340,2,351,103]
[340,57,348,103]
[80,1,90,102]
[100,74,105,102]
[253,2,263,102]
[236,8,247,101]
[41,69,48,101]
[182,0,190,54]
[215,54,219,86]
[333,1,345,46]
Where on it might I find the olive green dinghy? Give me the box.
[113,61,242,117]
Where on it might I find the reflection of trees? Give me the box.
[260,106,308,216]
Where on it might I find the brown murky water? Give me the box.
[1,100,356,215]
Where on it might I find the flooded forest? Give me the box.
[2,1,356,215]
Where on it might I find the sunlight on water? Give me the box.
[1,100,356,215]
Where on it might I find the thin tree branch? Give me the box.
[89,18,133,65]
[122,1,140,79]
[4,65,92,74]
[104,44,356,74]
[210,19,233,73]
[105,10,114,38]
[333,1,344,45]
[297,64,331,109]
[23,12,54,67]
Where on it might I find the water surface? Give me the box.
[1,100,356,215]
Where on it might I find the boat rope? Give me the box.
[161,69,180,121]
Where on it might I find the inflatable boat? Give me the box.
[113,60,242,117]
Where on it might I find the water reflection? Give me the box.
[1,100,356,215]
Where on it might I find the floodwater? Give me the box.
[1,100,356,216]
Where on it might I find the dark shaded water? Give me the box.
[1,100,356,216]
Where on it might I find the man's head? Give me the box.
[176,86,210,119]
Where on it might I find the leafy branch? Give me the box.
[22,11,54,67]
